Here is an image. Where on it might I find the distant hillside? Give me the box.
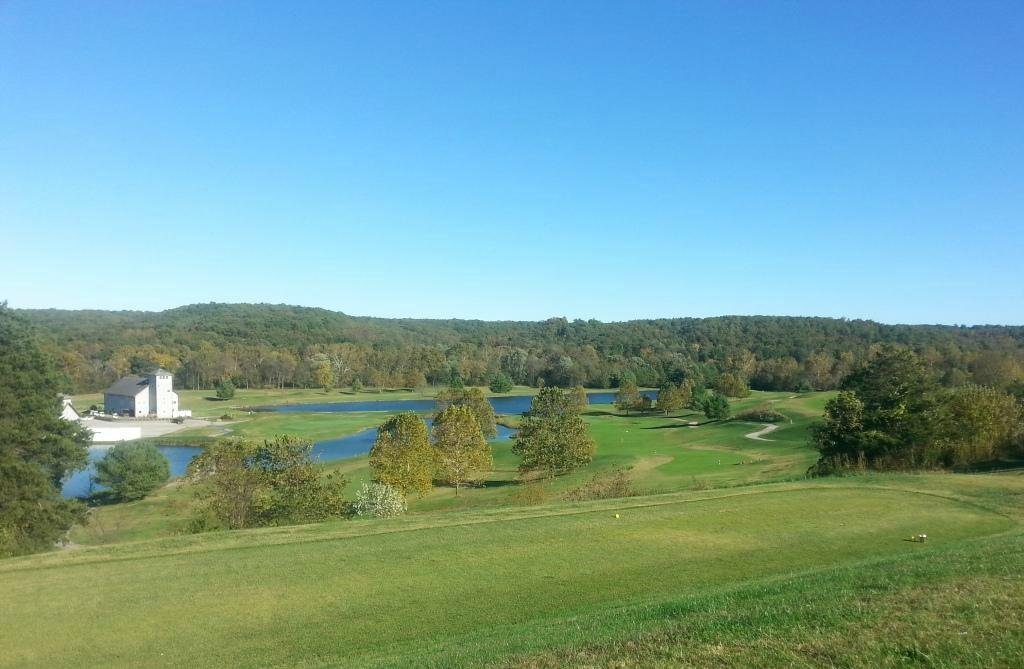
[16,303,1024,393]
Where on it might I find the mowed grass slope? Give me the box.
[3,475,1020,668]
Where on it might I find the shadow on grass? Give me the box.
[954,458,1024,473]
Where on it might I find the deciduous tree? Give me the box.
[369,412,433,496]
[432,405,492,494]
[434,387,497,439]
[615,380,641,414]
[514,386,596,477]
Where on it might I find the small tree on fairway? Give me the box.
[314,360,335,393]
[94,442,170,500]
[702,391,731,420]
[369,412,433,496]
[432,405,492,495]
[514,386,596,478]
[434,387,497,439]
[489,371,513,394]
[215,378,235,400]
[571,385,590,412]
[615,380,641,415]
[657,384,685,414]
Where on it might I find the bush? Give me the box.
[563,468,634,501]
[351,482,407,518]
[94,443,170,500]
[736,406,786,423]
[512,482,550,506]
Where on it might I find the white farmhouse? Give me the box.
[104,368,180,418]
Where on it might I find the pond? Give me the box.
[257,390,654,415]
[61,424,518,499]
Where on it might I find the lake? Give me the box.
[256,390,654,414]
[61,424,518,499]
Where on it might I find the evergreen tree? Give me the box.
[489,371,513,393]
[432,405,492,495]
[215,378,235,400]
[702,391,731,420]
[0,304,90,556]
[94,442,170,500]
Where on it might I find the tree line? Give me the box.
[17,303,1024,395]
[811,346,1024,473]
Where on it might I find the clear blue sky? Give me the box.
[1,2,1021,324]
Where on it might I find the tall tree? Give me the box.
[369,412,434,496]
[434,387,497,439]
[431,405,492,495]
[0,305,90,556]
[513,387,596,478]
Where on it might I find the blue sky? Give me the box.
[1,1,1021,324]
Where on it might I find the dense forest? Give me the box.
[15,303,1024,395]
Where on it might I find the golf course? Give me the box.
[4,390,1023,667]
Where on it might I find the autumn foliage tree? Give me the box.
[615,380,641,414]
[369,412,434,496]
[431,405,492,495]
[434,387,497,439]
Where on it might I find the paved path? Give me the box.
[744,423,779,441]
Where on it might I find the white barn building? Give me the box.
[104,368,181,418]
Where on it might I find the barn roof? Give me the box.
[104,375,149,397]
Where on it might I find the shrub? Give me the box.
[736,406,786,423]
[512,482,550,506]
[563,467,634,501]
[94,442,170,500]
[351,482,407,518]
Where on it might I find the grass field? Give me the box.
[5,473,1023,667]
[25,390,1022,667]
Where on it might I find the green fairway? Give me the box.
[70,393,826,545]
[2,475,1020,668]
